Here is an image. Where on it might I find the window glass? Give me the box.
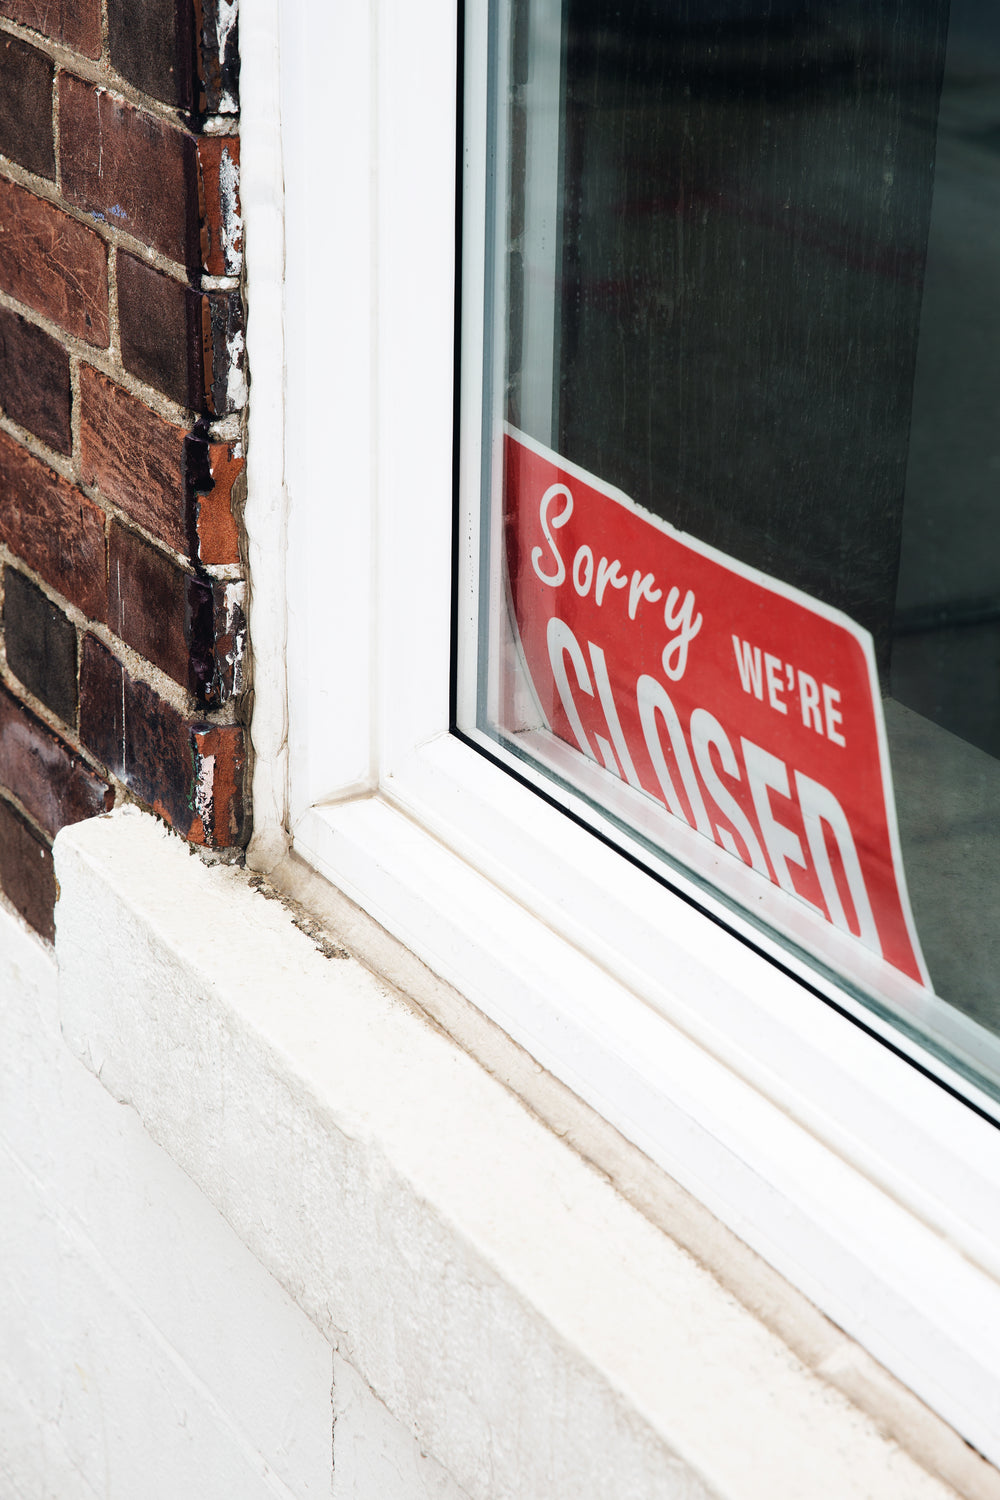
[459,0,1000,1103]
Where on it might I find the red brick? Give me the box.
[0,305,72,453]
[59,74,200,266]
[200,287,244,416]
[79,366,189,552]
[197,135,241,276]
[79,635,246,847]
[0,793,55,939]
[107,520,215,699]
[0,175,109,344]
[0,431,106,617]
[189,436,242,565]
[0,0,101,58]
[191,722,244,845]
[0,682,112,837]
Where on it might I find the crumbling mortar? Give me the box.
[68,353,84,486]
[201,116,240,137]
[106,241,121,364]
[51,52,62,195]
[245,871,349,961]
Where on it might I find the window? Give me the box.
[266,0,1000,1465]
[459,0,1000,1104]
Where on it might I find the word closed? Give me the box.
[503,427,928,987]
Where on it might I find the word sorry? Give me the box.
[531,482,702,681]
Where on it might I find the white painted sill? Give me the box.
[53,809,999,1500]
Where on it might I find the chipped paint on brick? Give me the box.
[226,325,247,410]
[194,751,216,830]
[215,0,240,115]
[220,580,247,696]
[198,136,243,277]
[218,145,243,274]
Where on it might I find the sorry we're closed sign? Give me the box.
[503,428,928,987]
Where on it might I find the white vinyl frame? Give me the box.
[247,0,1000,1468]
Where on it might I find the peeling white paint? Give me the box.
[218,148,243,276]
[195,754,216,828]
[226,327,248,410]
[223,582,248,695]
[216,0,240,115]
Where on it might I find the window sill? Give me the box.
[52,808,1000,1499]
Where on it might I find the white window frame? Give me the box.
[243,0,1000,1466]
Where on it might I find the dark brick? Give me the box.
[202,286,244,415]
[0,306,72,453]
[0,35,54,178]
[107,520,217,701]
[59,74,200,267]
[197,0,239,116]
[79,366,189,551]
[0,0,101,58]
[197,134,241,276]
[0,175,109,345]
[3,568,78,724]
[0,793,55,939]
[117,252,204,409]
[0,431,106,618]
[210,576,245,702]
[107,0,195,109]
[0,682,111,838]
[79,634,245,846]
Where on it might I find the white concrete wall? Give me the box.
[0,900,333,1500]
[5,809,999,1497]
[44,809,981,1500]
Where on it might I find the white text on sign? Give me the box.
[548,616,878,953]
[531,482,703,681]
[732,636,845,745]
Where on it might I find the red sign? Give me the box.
[503,427,929,987]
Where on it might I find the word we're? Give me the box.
[732,637,845,746]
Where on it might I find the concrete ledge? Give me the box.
[55,808,965,1500]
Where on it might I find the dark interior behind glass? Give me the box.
[502,0,1000,1026]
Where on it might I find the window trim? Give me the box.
[245,0,1000,1466]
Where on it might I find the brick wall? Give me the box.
[0,0,247,939]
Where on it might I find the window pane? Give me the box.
[460,0,1000,1102]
